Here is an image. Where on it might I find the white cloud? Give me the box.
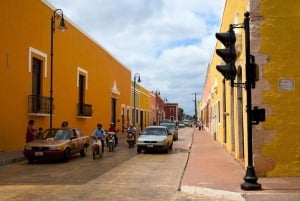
[47,0,225,115]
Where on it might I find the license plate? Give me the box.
[147,144,153,148]
[35,152,43,156]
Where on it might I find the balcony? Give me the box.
[77,103,93,117]
[28,95,52,115]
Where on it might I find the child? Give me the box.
[37,127,43,139]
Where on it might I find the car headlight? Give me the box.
[25,146,32,150]
[48,146,60,150]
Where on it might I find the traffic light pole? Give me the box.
[241,12,261,190]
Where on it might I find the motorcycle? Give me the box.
[107,132,116,152]
[126,130,136,148]
[91,136,104,160]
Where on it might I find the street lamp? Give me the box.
[133,73,141,126]
[50,9,66,129]
[154,89,160,124]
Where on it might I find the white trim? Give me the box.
[111,80,120,95]
[77,67,88,90]
[28,47,48,77]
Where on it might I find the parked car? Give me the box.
[136,126,173,153]
[23,128,90,163]
[183,119,192,127]
[160,119,172,124]
[178,121,185,128]
[160,122,178,141]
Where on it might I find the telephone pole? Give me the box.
[193,92,201,120]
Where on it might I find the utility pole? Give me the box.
[193,92,200,120]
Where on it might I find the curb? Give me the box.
[180,185,245,201]
[0,156,25,167]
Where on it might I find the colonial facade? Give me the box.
[0,0,131,150]
[201,0,300,177]
[164,103,178,122]
[131,82,151,131]
[150,92,164,125]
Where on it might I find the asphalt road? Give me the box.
[0,127,229,201]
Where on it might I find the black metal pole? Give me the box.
[241,12,261,190]
[156,93,158,123]
[50,15,54,129]
[133,78,136,127]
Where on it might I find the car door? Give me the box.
[69,129,79,155]
[165,128,173,144]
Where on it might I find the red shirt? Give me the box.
[26,125,35,143]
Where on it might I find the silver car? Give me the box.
[136,126,173,153]
[160,122,178,141]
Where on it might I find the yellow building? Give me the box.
[0,0,131,150]
[205,0,300,177]
[131,81,151,131]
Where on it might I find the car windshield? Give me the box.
[53,130,70,140]
[40,129,57,139]
[160,123,175,131]
[142,128,167,136]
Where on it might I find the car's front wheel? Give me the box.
[80,145,88,157]
[63,148,70,162]
[137,147,141,153]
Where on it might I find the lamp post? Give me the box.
[163,97,167,120]
[133,73,141,127]
[50,9,66,129]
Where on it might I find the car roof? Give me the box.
[147,126,167,129]
[160,122,174,125]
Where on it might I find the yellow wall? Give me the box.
[0,0,131,150]
[210,0,248,157]
[259,0,300,176]
[208,0,300,176]
[131,82,151,130]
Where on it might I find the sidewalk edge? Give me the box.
[180,185,246,201]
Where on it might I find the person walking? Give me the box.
[26,120,36,143]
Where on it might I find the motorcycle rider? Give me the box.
[107,123,119,146]
[127,124,137,142]
[92,123,105,153]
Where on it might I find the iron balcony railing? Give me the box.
[77,103,93,117]
[28,95,52,114]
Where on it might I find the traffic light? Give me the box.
[251,106,265,125]
[215,25,236,82]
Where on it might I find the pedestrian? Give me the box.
[36,127,43,139]
[26,119,36,143]
[61,121,69,128]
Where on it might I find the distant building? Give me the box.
[131,81,151,131]
[164,103,178,122]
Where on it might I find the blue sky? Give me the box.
[47,0,225,115]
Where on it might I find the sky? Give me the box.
[47,0,225,116]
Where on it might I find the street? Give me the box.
[0,127,229,201]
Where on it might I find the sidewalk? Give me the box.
[0,150,25,167]
[180,128,300,201]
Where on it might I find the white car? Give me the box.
[136,126,173,153]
